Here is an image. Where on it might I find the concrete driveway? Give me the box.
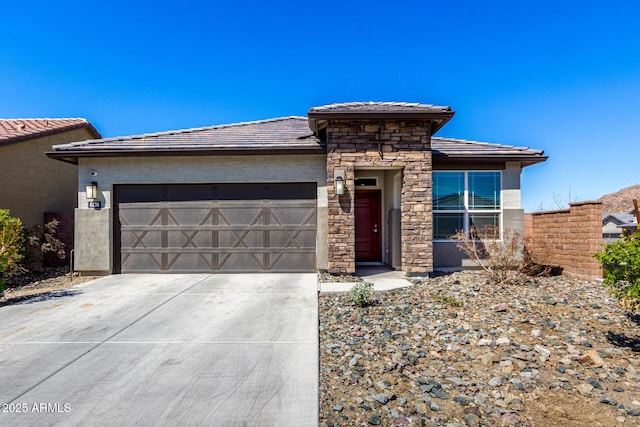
[0,274,318,426]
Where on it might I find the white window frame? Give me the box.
[433,170,503,242]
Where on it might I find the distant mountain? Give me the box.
[599,185,640,214]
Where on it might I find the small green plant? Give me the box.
[0,210,24,294]
[594,232,640,310]
[433,292,463,307]
[351,281,374,307]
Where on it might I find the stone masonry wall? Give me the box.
[326,120,433,274]
[524,201,602,280]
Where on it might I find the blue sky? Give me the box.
[2,1,639,211]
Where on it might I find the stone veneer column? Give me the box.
[326,120,433,274]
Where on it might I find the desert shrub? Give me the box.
[351,281,374,307]
[23,218,66,270]
[0,210,24,292]
[594,232,640,310]
[519,235,557,277]
[451,225,524,286]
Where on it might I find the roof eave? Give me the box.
[433,153,548,167]
[46,146,327,163]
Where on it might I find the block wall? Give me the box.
[524,201,602,280]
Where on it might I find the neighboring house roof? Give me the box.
[602,212,637,225]
[48,117,325,163]
[432,137,547,166]
[308,101,455,133]
[0,118,101,147]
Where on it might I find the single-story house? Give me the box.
[47,102,547,275]
[0,118,101,249]
[602,211,638,243]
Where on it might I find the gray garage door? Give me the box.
[114,183,317,273]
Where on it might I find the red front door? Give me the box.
[355,190,381,262]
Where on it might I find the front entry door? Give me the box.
[355,190,382,262]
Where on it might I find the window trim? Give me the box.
[433,170,502,242]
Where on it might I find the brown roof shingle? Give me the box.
[48,113,546,167]
[49,117,325,161]
[432,136,547,166]
[0,118,101,146]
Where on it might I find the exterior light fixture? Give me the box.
[334,169,346,196]
[335,176,345,195]
[86,182,98,200]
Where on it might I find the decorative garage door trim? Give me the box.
[114,184,317,273]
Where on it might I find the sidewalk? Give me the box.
[318,265,412,293]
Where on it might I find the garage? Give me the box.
[114,183,317,273]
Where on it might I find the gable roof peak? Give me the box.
[309,101,452,113]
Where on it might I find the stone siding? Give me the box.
[326,120,433,274]
[524,201,602,280]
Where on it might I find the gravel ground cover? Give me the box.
[319,271,640,427]
[0,268,93,306]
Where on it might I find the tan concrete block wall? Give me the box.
[525,201,603,280]
[0,128,92,228]
[326,120,433,274]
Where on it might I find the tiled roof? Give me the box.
[0,118,100,146]
[51,117,324,155]
[308,101,452,113]
[432,136,546,165]
[48,114,546,167]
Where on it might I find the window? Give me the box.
[433,171,501,240]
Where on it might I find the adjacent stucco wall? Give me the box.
[74,154,327,273]
[0,128,93,228]
[433,162,524,269]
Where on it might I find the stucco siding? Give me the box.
[0,128,92,227]
[502,162,522,209]
[74,208,111,272]
[75,154,327,273]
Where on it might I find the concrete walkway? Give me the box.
[0,274,318,426]
[319,266,413,293]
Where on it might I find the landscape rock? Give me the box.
[318,271,640,426]
[578,350,605,368]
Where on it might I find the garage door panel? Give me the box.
[120,230,162,248]
[115,184,316,273]
[166,253,213,272]
[270,253,316,272]
[122,253,162,272]
[167,207,213,226]
[268,230,315,247]
[166,231,213,248]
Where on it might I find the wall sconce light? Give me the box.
[334,170,346,196]
[86,182,98,200]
